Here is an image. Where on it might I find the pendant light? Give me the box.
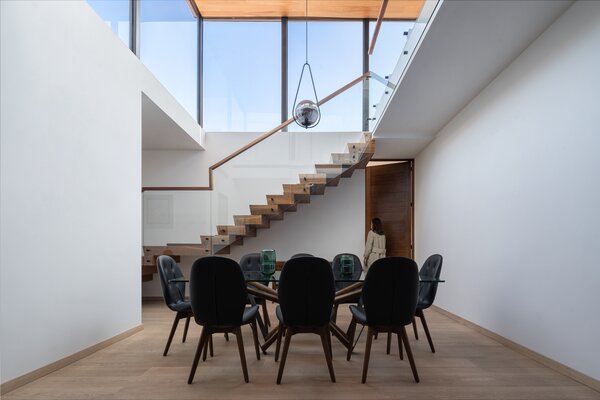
[292,0,320,129]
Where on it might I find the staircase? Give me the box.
[142,133,376,282]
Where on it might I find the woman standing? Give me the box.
[364,217,386,271]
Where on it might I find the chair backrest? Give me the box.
[331,253,363,290]
[189,257,248,327]
[417,254,443,309]
[156,255,186,311]
[239,253,261,272]
[362,257,419,327]
[278,257,334,327]
[290,253,313,259]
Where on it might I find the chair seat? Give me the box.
[349,304,367,324]
[275,305,284,323]
[169,300,192,313]
[416,300,431,310]
[276,305,337,324]
[243,305,260,324]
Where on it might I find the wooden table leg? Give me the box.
[260,325,280,353]
[329,321,351,349]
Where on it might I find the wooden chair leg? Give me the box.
[163,313,180,356]
[188,327,208,384]
[209,335,214,357]
[234,327,249,383]
[326,325,333,359]
[361,327,375,384]
[386,332,392,355]
[332,304,339,323]
[202,335,209,361]
[261,302,271,328]
[346,317,357,361]
[250,320,261,360]
[397,331,403,360]
[319,327,336,382]
[419,310,435,353]
[412,317,419,340]
[276,328,293,384]
[182,315,191,343]
[275,323,284,362]
[400,326,420,383]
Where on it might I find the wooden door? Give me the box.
[365,161,413,258]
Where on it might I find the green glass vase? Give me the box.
[340,254,354,275]
[260,249,276,276]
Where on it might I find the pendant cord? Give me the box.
[305,0,308,63]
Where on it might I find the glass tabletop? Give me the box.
[169,271,444,284]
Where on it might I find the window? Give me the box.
[288,21,363,132]
[87,0,130,48]
[203,22,281,132]
[140,0,198,119]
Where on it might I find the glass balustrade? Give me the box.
[210,130,368,237]
[142,190,212,246]
[368,0,440,131]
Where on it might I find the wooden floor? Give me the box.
[4,301,599,400]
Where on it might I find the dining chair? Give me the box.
[347,257,420,383]
[239,253,272,327]
[290,253,314,258]
[386,254,444,355]
[331,253,363,322]
[187,256,261,384]
[414,254,443,352]
[274,256,336,384]
[156,255,194,356]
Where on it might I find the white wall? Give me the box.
[415,1,600,380]
[0,1,198,384]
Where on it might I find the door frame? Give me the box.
[365,159,415,259]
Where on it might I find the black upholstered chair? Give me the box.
[331,253,363,321]
[414,254,443,352]
[239,253,271,327]
[347,257,420,383]
[331,253,363,291]
[187,257,261,384]
[290,253,313,258]
[274,257,336,384]
[156,255,193,356]
[386,254,444,355]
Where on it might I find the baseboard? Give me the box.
[432,306,600,393]
[142,296,189,302]
[0,324,144,395]
[142,296,164,302]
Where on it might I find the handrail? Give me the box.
[142,72,370,192]
[369,0,389,55]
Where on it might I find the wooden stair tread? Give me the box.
[233,214,270,228]
[143,245,209,256]
[249,205,284,220]
[299,173,327,185]
[217,225,257,237]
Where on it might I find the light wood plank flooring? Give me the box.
[4,301,599,400]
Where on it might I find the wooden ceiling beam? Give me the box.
[193,0,424,20]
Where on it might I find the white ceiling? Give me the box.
[373,0,574,158]
[142,93,203,150]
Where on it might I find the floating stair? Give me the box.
[142,134,375,281]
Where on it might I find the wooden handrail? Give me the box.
[369,0,389,55]
[142,72,370,192]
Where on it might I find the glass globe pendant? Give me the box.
[293,0,320,129]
